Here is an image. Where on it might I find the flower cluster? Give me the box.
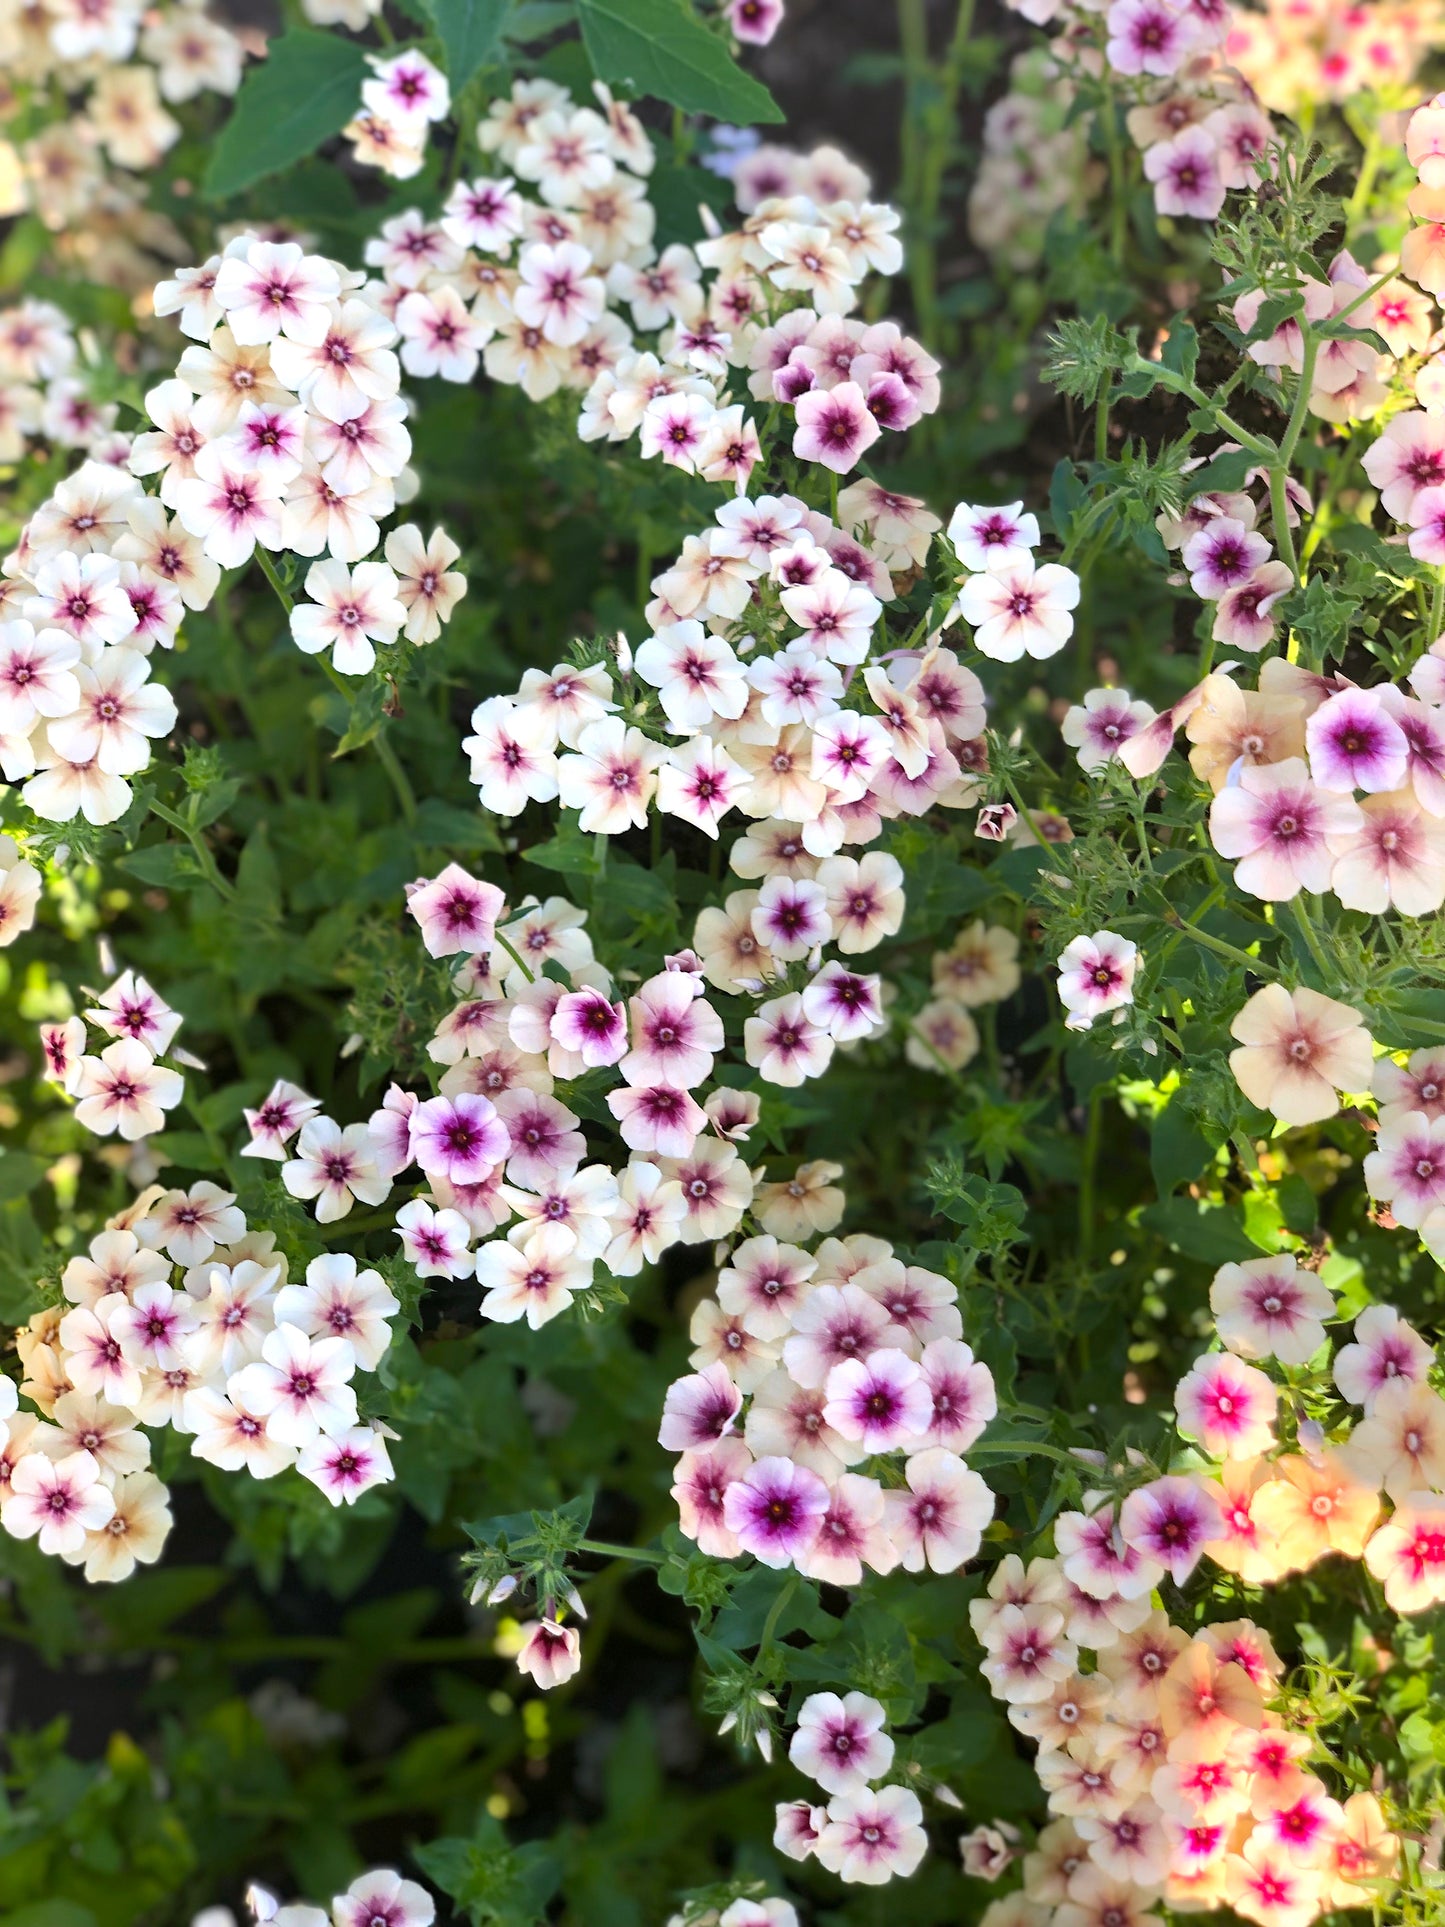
[40,967,188,1143]
[907,919,1020,1071]
[0,0,246,286]
[0,457,180,825]
[773,1690,927,1886]
[251,872,764,1324]
[968,52,1101,271]
[13,1179,398,1560]
[0,298,93,463]
[661,1233,996,1601]
[973,1549,1396,1927]
[1224,0,1434,116]
[129,231,468,680]
[221,1866,433,1927]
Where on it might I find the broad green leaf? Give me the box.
[203,31,371,201]
[576,0,783,122]
[416,0,509,88]
[0,1152,46,1204]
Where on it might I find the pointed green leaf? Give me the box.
[203,31,370,201]
[576,0,782,121]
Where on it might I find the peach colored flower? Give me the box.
[1228,985,1373,1127]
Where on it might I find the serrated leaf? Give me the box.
[415,0,509,88]
[203,31,370,201]
[576,0,782,122]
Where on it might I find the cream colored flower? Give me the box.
[1228,984,1373,1126]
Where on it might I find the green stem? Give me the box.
[148,799,237,902]
[1290,895,1335,987]
[374,729,417,827]
[578,1538,666,1567]
[1430,567,1445,643]
[1271,330,1319,586]
[1078,1088,1102,1263]
[254,545,293,615]
[494,930,536,983]
[1166,912,1264,975]
[1101,92,1128,268]
[757,1575,798,1655]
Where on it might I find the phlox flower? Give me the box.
[463,698,561,815]
[409,1089,517,1186]
[1055,931,1138,1032]
[396,287,491,383]
[810,710,891,804]
[717,1237,815,1341]
[212,241,340,347]
[621,972,722,1087]
[1364,1109,1445,1226]
[281,1118,389,1222]
[171,447,284,568]
[515,1618,582,1689]
[1363,1494,1445,1612]
[229,1324,357,1448]
[1333,1304,1433,1410]
[384,523,466,644]
[149,1182,243,1267]
[1362,409,1445,518]
[1307,685,1408,792]
[1210,1254,1332,1364]
[639,390,714,471]
[790,1691,893,1796]
[722,1454,830,1568]
[1106,0,1196,73]
[607,1080,706,1159]
[780,569,881,665]
[815,851,904,953]
[1225,1836,1324,1927]
[914,1336,995,1452]
[24,551,138,654]
[657,738,750,836]
[883,1447,993,1572]
[1074,1802,1170,1887]
[1182,516,1271,598]
[1144,126,1225,218]
[1157,1637,1263,1743]
[1175,1353,1277,1460]
[405,862,505,958]
[443,175,526,253]
[332,1869,435,1927]
[2,1450,114,1556]
[796,1474,894,1585]
[182,1261,278,1379]
[1055,1503,1164,1602]
[1329,790,1445,915]
[58,1297,143,1407]
[956,559,1079,661]
[362,49,450,128]
[1119,1475,1223,1584]
[476,1223,591,1328]
[634,621,748,730]
[270,301,400,424]
[1209,757,1362,900]
[1062,687,1157,770]
[792,382,880,474]
[556,717,657,832]
[727,0,785,42]
[754,1158,845,1242]
[1341,1377,1445,1500]
[814,1784,929,1886]
[1249,1451,1379,1570]
[745,993,834,1087]
[72,1039,184,1141]
[1228,984,1373,1127]
[801,960,883,1042]
[550,986,627,1067]
[47,650,175,778]
[74,1467,172,1584]
[1212,561,1294,654]
[948,499,1038,573]
[823,1348,931,1454]
[291,1407,393,1506]
[672,1436,752,1558]
[664,1139,754,1244]
[978,1600,1076,1703]
[0,621,80,735]
[604,1160,685,1274]
[274,1254,398,1373]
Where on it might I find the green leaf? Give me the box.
[203,31,371,201]
[117,842,205,889]
[0,1152,46,1204]
[575,0,783,122]
[1150,1101,1212,1196]
[416,0,509,88]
